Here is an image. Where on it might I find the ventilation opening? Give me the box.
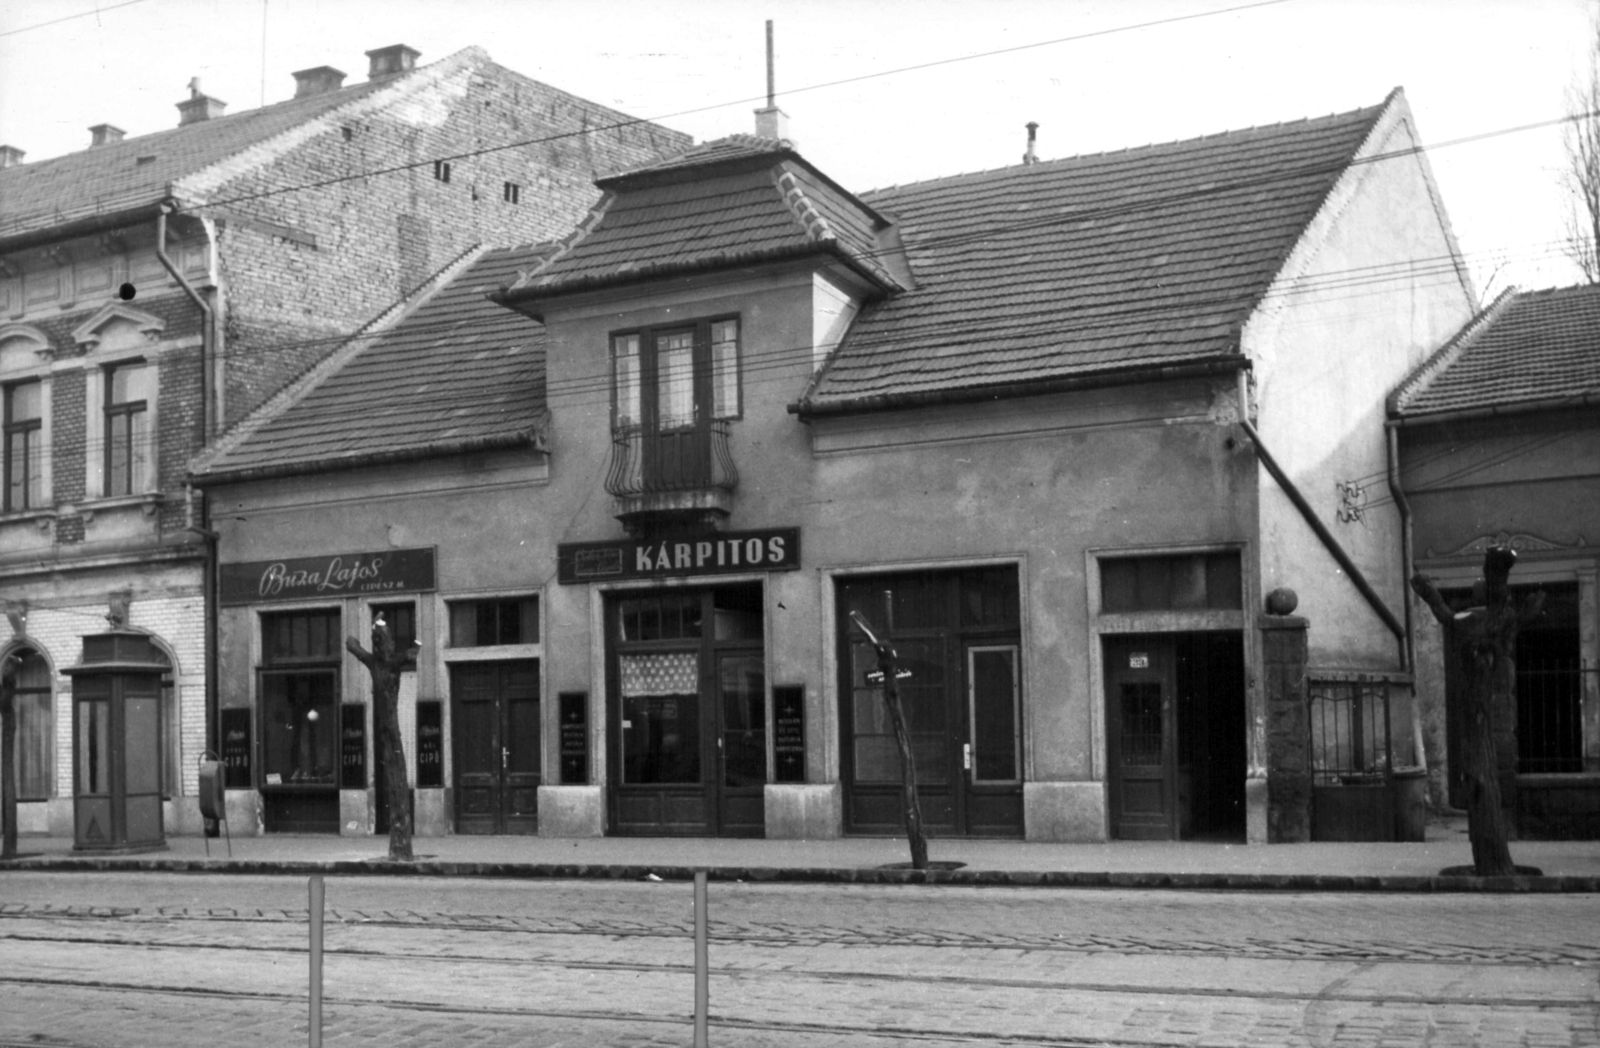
[433,160,451,183]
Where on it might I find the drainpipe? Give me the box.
[1235,370,1406,651]
[158,203,221,763]
[1387,422,1429,776]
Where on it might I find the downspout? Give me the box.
[158,203,221,762]
[1235,370,1406,649]
[1387,422,1429,776]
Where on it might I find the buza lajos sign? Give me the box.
[221,547,437,606]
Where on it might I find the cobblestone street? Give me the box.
[2,872,1597,1046]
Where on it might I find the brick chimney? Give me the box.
[0,145,25,168]
[176,78,227,126]
[366,44,420,80]
[292,65,347,98]
[89,123,126,147]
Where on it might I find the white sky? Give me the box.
[1,0,1594,294]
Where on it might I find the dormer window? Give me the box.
[612,317,740,429]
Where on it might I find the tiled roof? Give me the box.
[505,136,901,299]
[797,94,1397,412]
[1392,283,1600,419]
[0,73,402,241]
[192,245,551,481]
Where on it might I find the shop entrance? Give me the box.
[608,583,766,837]
[1104,633,1245,841]
[450,660,540,834]
[839,568,1025,838]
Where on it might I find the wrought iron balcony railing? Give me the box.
[605,421,738,526]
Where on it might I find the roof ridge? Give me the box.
[190,241,490,477]
[173,46,488,205]
[858,97,1391,199]
[1389,286,1520,416]
[509,191,617,293]
[772,166,836,244]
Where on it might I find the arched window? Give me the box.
[8,647,54,799]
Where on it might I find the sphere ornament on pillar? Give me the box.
[1265,587,1299,616]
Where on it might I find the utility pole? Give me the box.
[345,616,416,862]
[1412,546,1544,877]
[850,605,928,870]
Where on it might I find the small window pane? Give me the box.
[1206,553,1242,609]
[656,331,695,429]
[711,319,739,418]
[613,335,641,427]
[263,609,340,662]
[8,380,41,420]
[449,598,539,647]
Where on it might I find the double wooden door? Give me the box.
[451,660,540,835]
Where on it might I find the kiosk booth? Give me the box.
[64,629,168,852]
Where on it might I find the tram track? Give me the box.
[5,903,1599,967]
[2,927,1596,1010]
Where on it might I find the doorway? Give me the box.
[608,583,766,837]
[1104,633,1245,841]
[838,568,1025,838]
[450,660,540,834]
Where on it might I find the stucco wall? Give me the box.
[1244,99,1476,670]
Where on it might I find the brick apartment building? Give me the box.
[0,43,688,838]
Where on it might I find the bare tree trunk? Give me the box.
[1412,546,1542,877]
[850,610,928,871]
[346,626,413,863]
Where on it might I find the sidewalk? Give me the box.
[4,817,1597,891]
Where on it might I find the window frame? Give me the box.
[610,315,742,431]
[446,596,540,648]
[101,359,150,498]
[257,607,343,787]
[3,377,43,511]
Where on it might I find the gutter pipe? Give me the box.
[1234,370,1406,651]
[1386,422,1428,774]
[156,202,221,764]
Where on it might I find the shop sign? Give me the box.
[557,528,800,585]
[220,547,436,606]
[559,692,588,784]
[416,702,443,788]
[220,707,252,788]
[773,685,805,784]
[340,704,366,789]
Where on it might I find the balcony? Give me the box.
[606,420,738,532]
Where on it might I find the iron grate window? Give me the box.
[1309,679,1392,785]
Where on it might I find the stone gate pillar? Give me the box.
[1261,610,1310,843]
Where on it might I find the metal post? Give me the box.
[308,875,324,1048]
[693,869,708,1047]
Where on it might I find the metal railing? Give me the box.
[1309,679,1392,786]
[605,420,738,498]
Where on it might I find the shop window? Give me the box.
[1101,552,1241,613]
[260,609,340,785]
[8,647,54,799]
[102,360,151,497]
[448,597,538,647]
[4,379,43,511]
[619,651,701,784]
[370,601,417,652]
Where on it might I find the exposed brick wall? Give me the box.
[156,338,205,534]
[50,369,86,505]
[210,56,690,426]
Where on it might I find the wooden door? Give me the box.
[451,661,540,834]
[1105,638,1177,840]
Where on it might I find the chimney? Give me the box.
[176,78,227,126]
[366,44,420,80]
[89,123,126,147]
[753,20,792,144]
[1022,122,1039,165]
[292,65,347,98]
[0,145,25,168]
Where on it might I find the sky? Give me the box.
[1,0,1595,295]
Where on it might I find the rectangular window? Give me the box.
[610,316,741,430]
[370,601,417,653]
[503,181,520,203]
[3,379,42,511]
[103,361,150,497]
[1101,552,1241,613]
[260,608,341,786]
[433,160,451,182]
[12,648,53,799]
[448,597,539,647]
